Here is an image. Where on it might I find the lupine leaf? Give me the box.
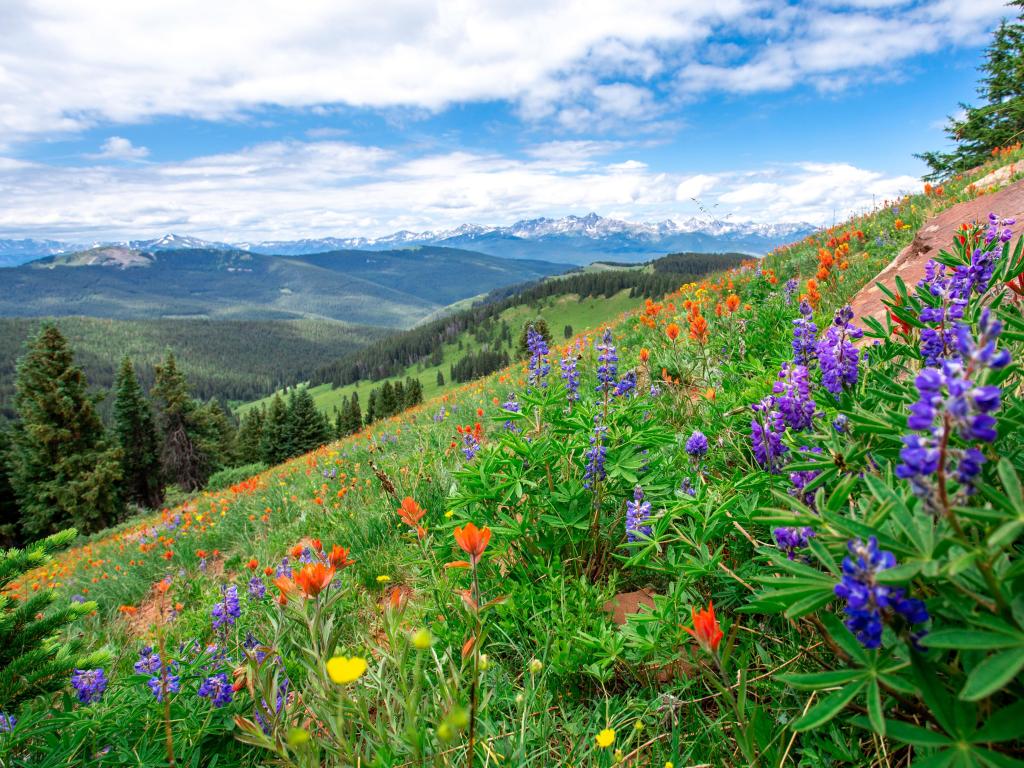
[960,647,1024,701]
[790,682,865,732]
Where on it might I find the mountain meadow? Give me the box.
[2,5,1024,767]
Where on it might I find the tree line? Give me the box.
[311,253,744,390]
[0,325,359,546]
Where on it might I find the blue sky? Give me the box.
[0,0,1014,242]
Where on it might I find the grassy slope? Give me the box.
[9,149,1024,765]
[235,288,640,416]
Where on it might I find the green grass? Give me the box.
[236,288,640,417]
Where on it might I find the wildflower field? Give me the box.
[4,147,1024,766]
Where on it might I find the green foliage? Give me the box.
[206,462,267,492]
[151,351,210,492]
[285,388,330,456]
[260,393,291,466]
[8,325,123,539]
[917,6,1024,178]
[113,357,164,509]
[0,529,107,713]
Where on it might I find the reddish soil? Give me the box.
[849,179,1024,326]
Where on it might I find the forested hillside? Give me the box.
[0,317,387,419]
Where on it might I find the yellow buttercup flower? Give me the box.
[596,728,615,748]
[411,628,433,650]
[376,575,391,583]
[326,656,367,684]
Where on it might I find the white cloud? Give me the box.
[0,140,918,241]
[0,0,1010,142]
[92,136,149,160]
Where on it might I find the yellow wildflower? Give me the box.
[596,728,615,748]
[326,656,367,684]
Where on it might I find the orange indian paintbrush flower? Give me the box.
[294,562,335,598]
[684,601,724,655]
[453,522,491,565]
[665,323,680,341]
[398,497,427,538]
[328,544,352,569]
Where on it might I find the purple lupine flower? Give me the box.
[525,325,551,389]
[954,309,1011,371]
[773,363,816,431]
[461,431,481,461]
[792,300,818,367]
[247,576,266,600]
[984,212,1015,245]
[70,594,86,603]
[917,261,969,366]
[773,527,815,560]
[560,352,580,403]
[612,371,636,398]
[834,537,929,649]
[789,446,823,510]
[583,417,608,489]
[625,486,653,542]
[0,713,15,733]
[71,668,107,704]
[595,329,618,394]
[198,673,233,708]
[832,414,849,434]
[501,392,520,431]
[680,477,696,497]
[685,429,709,461]
[243,632,268,663]
[751,396,788,473]
[134,647,162,675]
[274,557,293,579]
[783,278,799,304]
[211,585,241,631]
[148,667,181,702]
[817,306,863,398]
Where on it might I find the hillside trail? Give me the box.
[848,175,1024,326]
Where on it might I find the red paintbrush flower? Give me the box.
[684,601,724,655]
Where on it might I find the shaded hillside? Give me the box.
[0,317,387,419]
[0,245,567,326]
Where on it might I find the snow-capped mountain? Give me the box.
[1,214,817,267]
[240,213,816,263]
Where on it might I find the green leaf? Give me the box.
[883,719,953,747]
[960,647,1024,701]
[778,669,866,690]
[820,611,868,663]
[973,700,1024,743]
[791,682,865,732]
[866,680,884,737]
[997,459,1023,516]
[923,630,1022,651]
[783,589,835,619]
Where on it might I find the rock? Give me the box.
[975,161,1020,190]
[603,588,656,625]
[849,179,1024,327]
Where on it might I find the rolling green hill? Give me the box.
[0,245,567,326]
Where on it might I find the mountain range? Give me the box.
[0,213,816,267]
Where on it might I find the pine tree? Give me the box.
[918,7,1024,178]
[392,381,405,414]
[113,356,164,509]
[365,390,378,425]
[286,388,330,455]
[346,393,362,434]
[333,404,345,439]
[236,406,265,465]
[0,425,21,547]
[195,399,238,473]
[437,370,445,387]
[564,324,573,339]
[8,325,123,538]
[151,351,208,492]
[380,382,397,418]
[0,529,107,712]
[261,394,290,465]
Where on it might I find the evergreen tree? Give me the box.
[0,529,107,712]
[404,377,423,408]
[236,406,265,465]
[365,390,378,425]
[195,399,238,473]
[8,325,122,538]
[918,6,1024,178]
[564,324,573,339]
[346,393,362,434]
[333,404,345,439]
[286,388,330,456]
[113,356,164,509]
[379,382,397,418]
[392,381,405,414]
[0,425,21,547]
[260,394,290,465]
[151,351,208,492]
[437,370,445,387]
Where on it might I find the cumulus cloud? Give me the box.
[92,136,149,160]
[0,140,918,241]
[0,0,1010,141]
